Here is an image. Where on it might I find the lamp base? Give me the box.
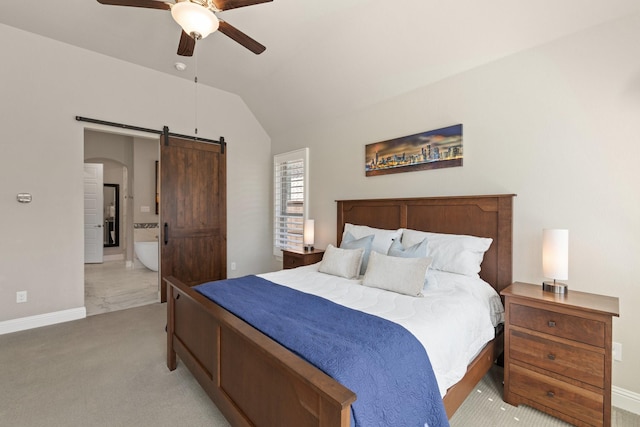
[304,245,314,252]
[542,281,568,294]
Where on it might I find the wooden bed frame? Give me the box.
[166,194,514,426]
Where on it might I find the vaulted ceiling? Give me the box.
[2,1,639,136]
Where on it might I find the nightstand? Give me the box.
[501,282,619,427]
[282,248,325,269]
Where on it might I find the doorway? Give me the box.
[83,129,160,315]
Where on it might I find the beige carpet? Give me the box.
[1,303,638,426]
[450,366,639,426]
[0,303,228,427]
[449,365,572,426]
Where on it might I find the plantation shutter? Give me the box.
[273,148,309,256]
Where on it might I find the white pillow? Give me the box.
[401,229,492,277]
[343,223,402,255]
[362,251,432,297]
[318,244,364,279]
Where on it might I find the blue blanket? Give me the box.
[195,275,449,427]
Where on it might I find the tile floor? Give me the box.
[84,260,159,316]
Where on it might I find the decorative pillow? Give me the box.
[388,237,428,258]
[362,251,432,297]
[343,223,402,255]
[401,229,492,277]
[340,232,374,275]
[318,244,364,280]
[388,238,433,288]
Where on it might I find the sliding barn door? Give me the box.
[160,136,226,302]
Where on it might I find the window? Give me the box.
[273,148,309,256]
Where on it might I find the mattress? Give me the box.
[259,264,504,396]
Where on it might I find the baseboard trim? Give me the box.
[0,307,86,335]
[613,385,640,415]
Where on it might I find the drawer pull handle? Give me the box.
[548,320,556,327]
[547,391,555,398]
[547,353,556,361]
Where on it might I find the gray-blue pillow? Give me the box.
[340,232,374,275]
[388,237,428,258]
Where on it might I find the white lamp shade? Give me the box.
[171,1,219,39]
[304,219,315,246]
[542,229,568,280]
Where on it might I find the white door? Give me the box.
[84,163,104,263]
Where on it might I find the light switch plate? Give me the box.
[613,342,622,361]
[17,193,32,203]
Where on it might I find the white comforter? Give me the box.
[259,264,504,396]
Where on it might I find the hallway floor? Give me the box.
[85,260,159,316]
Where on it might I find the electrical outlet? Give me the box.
[613,342,622,361]
[16,291,27,303]
[231,262,237,271]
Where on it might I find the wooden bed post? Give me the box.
[166,277,177,371]
[496,195,514,292]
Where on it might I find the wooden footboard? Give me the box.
[166,276,356,427]
[167,275,500,426]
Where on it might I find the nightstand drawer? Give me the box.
[510,363,604,427]
[510,303,605,347]
[282,249,324,269]
[510,330,605,388]
[284,254,304,269]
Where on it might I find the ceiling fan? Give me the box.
[97,0,272,56]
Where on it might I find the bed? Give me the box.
[166,194,515,426]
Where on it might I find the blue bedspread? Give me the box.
[195,275,449,427]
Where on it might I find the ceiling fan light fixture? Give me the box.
[171,1,219,40]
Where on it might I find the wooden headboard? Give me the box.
[336,194,515,293]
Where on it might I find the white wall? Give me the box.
[271,15,640,399]
[0,24,272,325]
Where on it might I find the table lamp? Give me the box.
[304,219,315,251]
[542,229,569,294]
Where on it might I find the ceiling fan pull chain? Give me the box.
[194,74,198,135]
[194,47,198,135]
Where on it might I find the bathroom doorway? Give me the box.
[83,129,160,315]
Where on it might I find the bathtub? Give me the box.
[134,241,158,272]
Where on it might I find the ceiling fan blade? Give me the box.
[177,30,196,56]
[218,21,266,54]
[96,0,170,10]
[211,0,272,12]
